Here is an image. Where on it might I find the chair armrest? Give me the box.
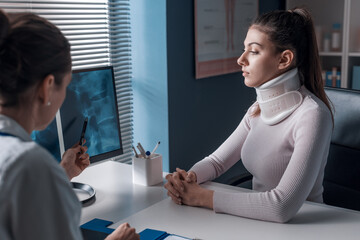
[227,172,253,187]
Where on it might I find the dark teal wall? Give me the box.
[166,1,254,173]
[259,0,285,14]
[166,0,285,181]
[131,0,284,179]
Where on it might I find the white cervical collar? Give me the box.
[255,68,303,125]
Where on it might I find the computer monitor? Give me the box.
[31,118,61,161]
[31,66,124,164]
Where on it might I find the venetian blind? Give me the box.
[0,0,133,163]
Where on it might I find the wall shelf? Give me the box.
[287,0,360,90]
[349,53,360,57]
[319,52,343,57]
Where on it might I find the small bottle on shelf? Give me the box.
[321,70,326,84]
[331,23,341,52]
[331,67,337,87]
[323,33,331,52]
[315,25,322,51]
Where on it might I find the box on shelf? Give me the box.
[352,66,360,90]
[325,68,341,88]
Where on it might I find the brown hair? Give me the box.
[250,7,334,122]
[0,10,71,107]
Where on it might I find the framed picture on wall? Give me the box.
[195,0,258,79]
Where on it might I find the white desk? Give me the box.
[72,161,168,225]
[75,161,360,240]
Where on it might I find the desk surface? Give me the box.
[72,161,168,225]
[112,183,360,240]
[75,161,360,240]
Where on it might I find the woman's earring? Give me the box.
[47,101,51,106]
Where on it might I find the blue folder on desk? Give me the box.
[140,228,191,240]
[81,218,191,240]
[81,218,114,239]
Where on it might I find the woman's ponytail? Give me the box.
[293,8,334,124]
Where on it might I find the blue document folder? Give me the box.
[81,218,191,240]
[140,228,191,240]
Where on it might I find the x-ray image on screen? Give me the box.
[60,66,123,163]
[31,118,61,162]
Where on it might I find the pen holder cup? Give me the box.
[132,154,163,186]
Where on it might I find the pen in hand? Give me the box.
[78,117,88,154]
[79,117,88,146]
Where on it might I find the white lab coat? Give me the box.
[0,115,82,240]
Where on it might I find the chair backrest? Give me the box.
[323,87,360,211]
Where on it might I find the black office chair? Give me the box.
[228,87,360,211]
[322,87,360,211]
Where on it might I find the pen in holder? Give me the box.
[132,154,163,186]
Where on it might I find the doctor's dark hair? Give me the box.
[0,10,71,107]
[251,7,333,122]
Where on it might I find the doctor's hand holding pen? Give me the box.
[60,139,90,180]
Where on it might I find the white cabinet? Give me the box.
[287,0,360,90]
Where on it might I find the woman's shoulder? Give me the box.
[299,87,331,117]
[241,102,258,126]
[1,138,62,180]
[0,139,73,203]
[293,87,333,128]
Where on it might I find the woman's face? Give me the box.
[237,27,283,88]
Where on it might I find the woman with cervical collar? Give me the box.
[164,7,334,223]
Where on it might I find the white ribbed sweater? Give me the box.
[190,86,332,223]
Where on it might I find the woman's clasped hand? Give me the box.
[165,168,214,209]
